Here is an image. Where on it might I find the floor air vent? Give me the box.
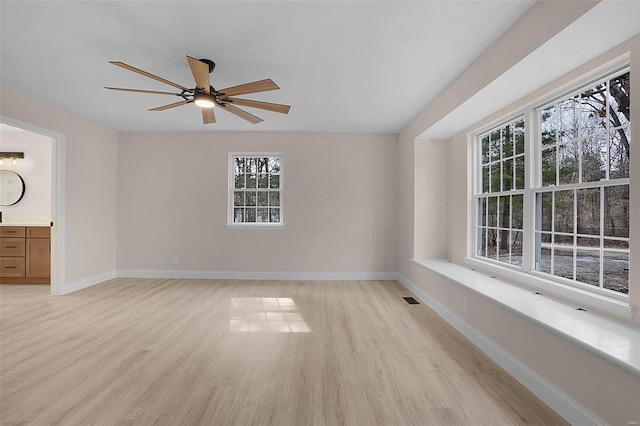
[403,297,420,305]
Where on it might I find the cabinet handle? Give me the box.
[5,231,16,234]
[4,246,18,249]
[4,266,17,269]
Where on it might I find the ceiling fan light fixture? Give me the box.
[194,93,216,108]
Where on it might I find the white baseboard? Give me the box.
[59,270,117,295]
[395,273,604,426]
[116,269,397,281]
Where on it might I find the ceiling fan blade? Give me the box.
[109,61,188,91]
[221,97,290,114]
[202,108,216,124]
[105,87,183,96]
[186,56,211,94]
[219,103,263,124]
[217,79,279,97]
[149,100,191,111]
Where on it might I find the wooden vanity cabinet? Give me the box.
[0,226,51,284]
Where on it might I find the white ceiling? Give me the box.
[1,0,536,133]
[2,1,638,136]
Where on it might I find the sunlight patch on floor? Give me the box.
[229,297,311,333]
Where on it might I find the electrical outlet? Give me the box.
[344,259,351,268]
[463,298,469,312]
[172,257,178,265]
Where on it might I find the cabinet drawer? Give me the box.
[27,227,50,239]
[0,257,26,278]
[0,227,26,238]
[0,238,25,257]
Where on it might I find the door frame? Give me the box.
[1,115,66,295]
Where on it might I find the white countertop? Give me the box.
[1,216,51,227]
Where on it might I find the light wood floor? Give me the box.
[0,279,567,425]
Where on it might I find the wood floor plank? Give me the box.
[0,279,567,425]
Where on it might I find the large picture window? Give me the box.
[229,154,282,225]
[474,67,630,296]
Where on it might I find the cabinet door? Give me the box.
[26,239,50,278]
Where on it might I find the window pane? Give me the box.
[257,157,269,173]
[603,185,629,237]
[482,165,490,193]
[234,191,245,207]
[515,155,525,189]
[502,159,513,191]
[269,191,280,207]
[558,143,579,184]
[541,147,556,186]
[487,228,497,258]
[580,82,607,136]
[554,190,574,234]
[498,196,510,229]
[577,188,600,235]
[257,192,268,207]
[246,174,257,188]
[487,197,497,227]
[235,174,245,189]
[480,198,487,227]
[553,236,574,280]
[541,106,556,146]
[269,208,280,223]
[268,157,281,174]
[257,173,269,188]
[603,251,628,294]
[234,158,245,174]
[478,227,486,257]
[581,134,607,182]
[510,231,523,266]
[247,158,257,174]
[503,124,513,158]
[538,192,553,232]
[511,194,523,229]
[270,175,280,189]
[537,232,552,274]
[481,135,490,164]
[609,72,630,129]
[246,208,256,222]
[575,244,600,287]
[498,229,510,262]
[515,119,525,154]
[234,208,244,223]
[246,191,256,206]
[558,97,579,144]
[256,208,268,223]
[491,130,502,162]
[610,128,630,179]
[490,163,500,193]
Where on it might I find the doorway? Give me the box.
[0,116,65,295]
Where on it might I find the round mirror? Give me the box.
[0,170,25,206]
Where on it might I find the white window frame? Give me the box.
[470,63,632,316]
[227,152,283,228]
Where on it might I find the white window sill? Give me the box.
[226,223,284,230]
[412,258,640,377]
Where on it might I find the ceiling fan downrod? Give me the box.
[199,59,215,74]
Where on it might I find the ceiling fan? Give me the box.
[105,55,291,125]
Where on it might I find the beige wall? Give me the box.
[116,131,397,274]
[0,86,118,286]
